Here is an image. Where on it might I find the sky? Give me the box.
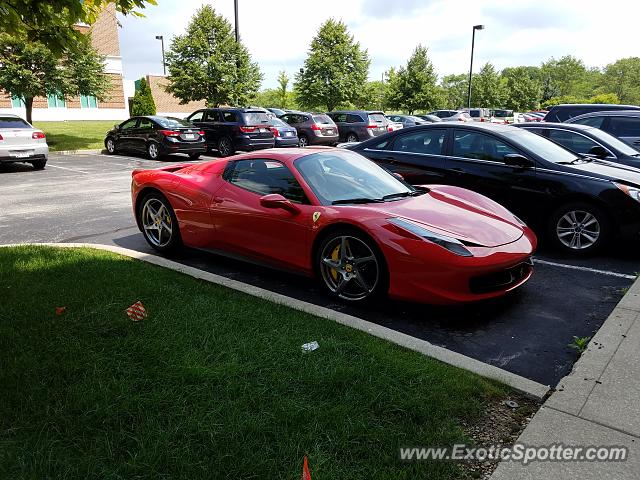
[117,0,640,89]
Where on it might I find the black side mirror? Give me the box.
[588,145,609,159]
[504,154,534,168]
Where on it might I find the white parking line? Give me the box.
[534,258,636,280]
[45,164,90,174]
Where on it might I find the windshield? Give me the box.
[588,128,640,156]
[155,117,193,128]
[502,129,579,163]
[242,112,270,125]
[312,114,334,125]
[295,150,414,205]
[494,110,513,118]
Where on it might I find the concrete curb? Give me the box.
[1,242,551,400]
[51,149,104,155]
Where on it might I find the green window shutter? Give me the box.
[11,95,25,108]
[47,94,56,108]
[89,96,98,108]
[58,96,66,108]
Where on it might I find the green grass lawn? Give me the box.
[33,120,115,152]
[0,246,509,479]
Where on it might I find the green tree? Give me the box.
[471,63,504,108]
[600,58,640,105]
[353,80,386,110]
[294,19,370,111]
[0,0,155,53]
[440,74,468,109]
[131,77,156,116]
[276,71,289,108]
[384,45,440,114]
[0,33,111,123]
[540,55,589,99]
[501,67,541,111]
[165,5,262,107]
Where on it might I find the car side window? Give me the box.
[204,111,220,122]
[390,130,446,155]
[347,114,362,123]
[282,115,296,125]
[547,129,600,155]
[572,116,604,129]
[609,117,640,137]
[222,111,237,122]
[138,118,153,129]
[452,131,518,162]
[120,119,138,130]
[334,113,348,123]
[228,159,307,203]
[189,111,204,122]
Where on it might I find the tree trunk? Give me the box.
[25,97,34,124]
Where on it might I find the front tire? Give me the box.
[138,192,181,253]
[105,137,116,154]
[316,228,388,302]
[548,202,609,255]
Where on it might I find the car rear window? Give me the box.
[242,112,270,125]
[312,114,334,125]
[493,110,513,118]
[156,117,193,128]
[367,113,386,124]
[469,110,480,117]
[0,116,30,128]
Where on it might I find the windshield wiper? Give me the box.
[332,198,385,205]
[382,191,424,200]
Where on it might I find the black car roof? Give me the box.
[549,104,640,109]
[515,122,593,131]
[569,110,640,119]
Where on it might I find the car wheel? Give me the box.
[105,137,116,154]
[188,152,201,160]
[147,142,162,160]
[299,135,309,147]
[548,202,609,255]
[217,137,234,157]
[346,133,358,143]
[138,192,181,253]
[31,159,46,170]
[317,228,388,302]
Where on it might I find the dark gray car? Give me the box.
[327,110,389,142]
[279,111,339,147]
[565,111,640,150]
[386,114,428,128]
[544,103,640,122]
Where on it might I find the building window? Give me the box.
[80,95,98,108]
[47,94,66,108]
[11,95,25,108]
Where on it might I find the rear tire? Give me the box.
[31,159,46,170]
[188,152,201,160]
[217,137,234,157]
[346,133,358,143]
[299,135,309,147]
[137,192,182,253]
[147,141,162,160]
[548,202,609,255]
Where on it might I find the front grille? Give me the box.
[469,258,533,294]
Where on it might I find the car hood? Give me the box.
[358,190,524,248]
[565,159,640,186]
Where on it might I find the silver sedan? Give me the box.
[0,114,49,169]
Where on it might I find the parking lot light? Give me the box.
[155,35,166,75]
[467,24,485,109]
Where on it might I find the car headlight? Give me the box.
[388,217,473,257]
[616,183,640,202]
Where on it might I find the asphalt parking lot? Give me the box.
[2,152,638,386]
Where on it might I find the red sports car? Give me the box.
[131,148,536,304]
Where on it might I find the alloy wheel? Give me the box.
[141,198,173,247]
[219,138,232,156]
[148,143,159,159]
[346,134,358,143]
[106,138,115,153]
[556,210,600,250]
[319,235,379,301]
[299,136,308,147]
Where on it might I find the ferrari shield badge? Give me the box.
[312,211,321,223]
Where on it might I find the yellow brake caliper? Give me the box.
[330,245,340,281]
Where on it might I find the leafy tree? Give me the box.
[165,5,262,107]
[440,74,467,109]
[470,63,504,108]
[0,0,155,53]
[294,19,370,111]
[600,58,640,105]
[501,67,541,111]
[0,33,111,123]
[354,80,386,110]
[588,93,620,104]
[276,71,289,108]
[383,45,440,114]
[131,77,156,116]
[540,55,589,99]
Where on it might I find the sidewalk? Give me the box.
[491,277,640,479]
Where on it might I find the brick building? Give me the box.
[0,3,128,121]
[143,75,205,118]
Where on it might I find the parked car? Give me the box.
[279,111,339,147]
[348,123,640,254]
[464,108,491,122]
[386,119,404,132]
[326,110,389,143]
[544,104,640,123]
[565,111,640,150]
[131,147,535,304]
[415,114,443,123]
[267,117,299,147]
[105,116,206,160]
[267,107,286,117]
[490,109,521,124]
[427,110,472,122]
[515,122,640,168]
[0,114,48,169]
[186,107,274,157]
[386,114,428,128]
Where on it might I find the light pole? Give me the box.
[467,24,484,108]
[155,35,166,75]
[234,0,240,42]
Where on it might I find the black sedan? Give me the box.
[105,116,207,160]
[348,123,640,254]
[515,122,640,168]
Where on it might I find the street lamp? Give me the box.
[155,35,166,75]
[234,0,240,43]
[467,24,484,109]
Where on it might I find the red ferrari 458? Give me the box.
[131,147,536,304]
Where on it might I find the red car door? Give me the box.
[210,158,315,273]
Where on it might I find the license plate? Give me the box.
[326,130,334,135]
[259,128,268,133]
[284,131,293,137]
[183,133,195,140]
[10,151,31,158]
